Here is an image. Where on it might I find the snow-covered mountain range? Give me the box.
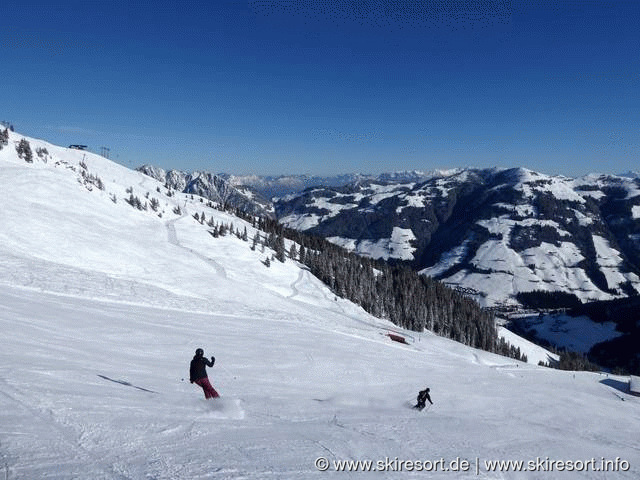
[136,167,445,213]
[274,168,640,307]
[1,128,640,478]
[137,164,274,217]
[221,170,450,199]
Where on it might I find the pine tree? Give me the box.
[35,147,48,161]
[251,233,260,251]
[0,128,9,150]
[16,138,33,162]
[276,234,286,262]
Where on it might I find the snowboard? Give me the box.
[406,400,426,411]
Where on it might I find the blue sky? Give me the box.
[1,1,638,176]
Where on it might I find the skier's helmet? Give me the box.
[195,348,204,357]
[426,388,430,392]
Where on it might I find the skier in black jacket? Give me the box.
[414,388,432,410]
[190,348,219,399]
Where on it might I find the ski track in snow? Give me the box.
[166,214,228,278]
[287,268,305,299]
[0,377,134,480]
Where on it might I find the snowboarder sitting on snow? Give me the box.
[190,348,219,399]
[414,388,432,410]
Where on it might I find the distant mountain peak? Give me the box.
[137,165,273,217]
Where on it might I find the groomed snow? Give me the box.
[1,131,640,479]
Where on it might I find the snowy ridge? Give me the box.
[1,130,640,478]
[224,170,441,200]
[137,164,273,217]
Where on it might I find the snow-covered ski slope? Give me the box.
[1,130,639,479]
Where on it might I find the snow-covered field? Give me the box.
[509,314,623,355]
[329,227,416,261]
[1,131,639,478]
